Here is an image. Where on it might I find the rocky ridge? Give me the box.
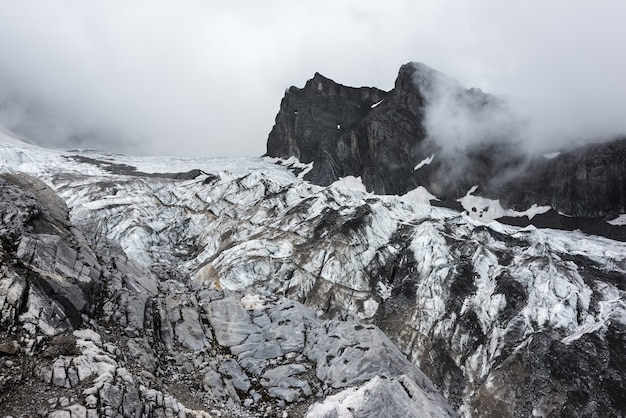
[266,62,626,220]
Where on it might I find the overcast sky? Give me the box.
[0,1,625,157]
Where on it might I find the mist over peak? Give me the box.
[406,61,524,156]
[408,62,460,98]
[0,2,623,158]
[267,62,626,218]
[0,87,143,155]
[402,60,626,160]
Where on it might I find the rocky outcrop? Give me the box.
[496,138,626,217]
[266,62,521,196]
[267,62,626,218]
[267,64,428,193]
[266,73,386,163]
[0,173,101,333]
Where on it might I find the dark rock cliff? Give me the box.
[267,64,429,193]
[498,138,626,217]
[267,62,626,218]
[266,62,521,196]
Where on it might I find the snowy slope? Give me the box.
[1,137,625,417]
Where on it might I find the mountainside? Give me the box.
[1,132,625,417]
[266,62,626,220]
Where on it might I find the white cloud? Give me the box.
[0,1,624,156]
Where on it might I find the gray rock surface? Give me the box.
[304,319,421,388]
[306,374,452,418]
[206,294,257,347]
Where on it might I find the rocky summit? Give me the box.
[1,61,626,418]
[266,62,626,222]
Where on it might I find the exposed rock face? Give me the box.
[267,64,430,193]
[0,173,101,333]
[267,73,385,162]
[266,62,626,218]
[266,62,521,197]
[498,138,626,217]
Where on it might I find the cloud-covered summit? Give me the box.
[0,1,624,157]
[409,62,523,154]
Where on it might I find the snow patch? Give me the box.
[371,99,384,108]
[358,298,379,319]
[607,214,626,226]
[413,154,434,171]
[458,187,550,222]
[377,282,392,300]
[330,176,367,193]
[240,294,265,310]
[400,186,438,205]
[542,152,561,159]
[263,156,314,180]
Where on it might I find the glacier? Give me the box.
[0,135,625,417]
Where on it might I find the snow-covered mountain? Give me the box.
[1,125,625,417]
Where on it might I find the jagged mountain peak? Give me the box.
[402,61,453,93]
[266,62,626,224]
[290,71,386,102]
[307,71,341,91]
[393,62,481,107]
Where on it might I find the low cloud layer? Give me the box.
[0,1,624,157]
[413,63,524,156]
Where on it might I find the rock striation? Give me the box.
[498,138,626,217]
[267,64,427,194]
